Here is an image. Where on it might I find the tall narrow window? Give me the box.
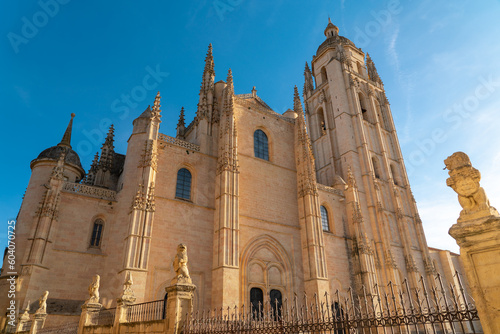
[332,302,346,334]
[358,93,368,121]
[250,287,264,319]
[270,289,282,321]
[175,168,192,200]
[254,130,269,161]
[357,62,363,75]
[372,157,381,179]
[320,206,330,231]
[321,67,328,85]
[390,164,399,185]
[90,219,104,247]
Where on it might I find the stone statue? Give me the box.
[172,243,192,284]
[35,291,49,314]
[87,274,100,304]
[445,152,498,220]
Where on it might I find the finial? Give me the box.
[153,92,161,111]
[102,125,114,148]
[305,61,311,72]
[293,86,303,113]
[177,107,186,127]
[328,17,332,24]
[58,113,75,148]
[226,69,233,92]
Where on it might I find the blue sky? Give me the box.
[1,0,499,255]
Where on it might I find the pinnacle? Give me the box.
[153,92,161,110]
[293,86,302,112]
[177,107,186,127]
[226,69,233,90]
[304,61,311,73]
[58,113,75,148]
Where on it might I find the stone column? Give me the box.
[113,271,136,334]
[445,152,500,334]
[165,283,196,334]
[77,303,102,334]
[78,275,102,334]
[166,243,196,334]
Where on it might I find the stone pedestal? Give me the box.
[77,302,102,334]
[165,283,196,334]
[449,215,500,334]
[29,313,46,334]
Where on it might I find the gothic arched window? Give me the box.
[250,287,264,319]
[270,289,282,321]
[90,219,104,248]
[175,168,192,200]
[320,206,330,231]
[254,130,269,161]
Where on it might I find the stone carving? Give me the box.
[86,275,100,304]
[62,182,117,201]
[172,244,192,284]
[445,152,499,221]
[119,271,136,304]
[20,300,30,320]
[158,133,201,152]
[36,291,49,314]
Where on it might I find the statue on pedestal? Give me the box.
[444,152,498,221]
[35,291,49,314]
[86,275,100,304]
[172,243,192,284]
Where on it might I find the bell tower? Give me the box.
[303,19,437,291]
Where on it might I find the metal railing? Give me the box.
[126,299,166,323]
[184,273,482,334]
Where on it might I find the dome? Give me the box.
[316,35,358,57]
[32,145,84,172]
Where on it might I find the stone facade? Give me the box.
[0,20,472,331]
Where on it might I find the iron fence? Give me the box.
[126,299,166,323]
[184,273,482,334]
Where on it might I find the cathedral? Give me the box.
[0,19,468,329]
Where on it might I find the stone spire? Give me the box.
[176,107,186,139]
[99,125,115,171]
[294,85,318,197]
[303,62,314,96]
[197,44,216,120]
[58,113,75,148]
[151,91,162,121]
[83,152,99,185]
[222,68,235,118]
[366,54,382,84]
